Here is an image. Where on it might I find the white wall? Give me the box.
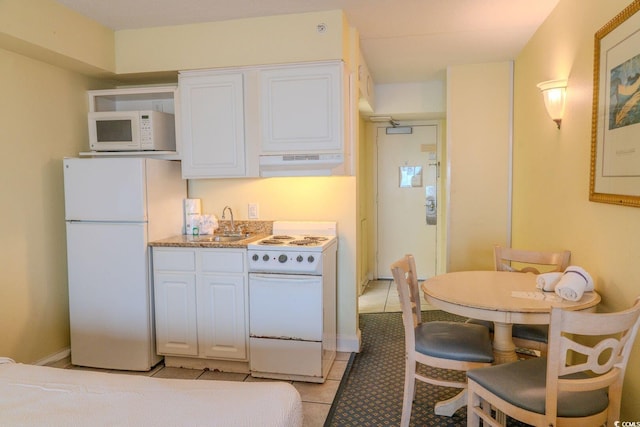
[0,0,115,76]
[374,81,446,119]
[513,0,640,418]
[0,47,108,363]
[446,61,513,271]
[115,11,348,74]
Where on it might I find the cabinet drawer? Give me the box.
[153,248,196,271]
[200,250,245,273]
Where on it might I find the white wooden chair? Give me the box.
[469,246,571,354]
[493,246,571,275]
[391,254,494,427]
[467,296,640,427]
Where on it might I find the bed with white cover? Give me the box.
[0,357,303,426]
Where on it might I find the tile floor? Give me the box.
[358,278,437,313]
[48,352,351,427]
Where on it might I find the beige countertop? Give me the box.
[150,220,273,248]
[149,233,268,249]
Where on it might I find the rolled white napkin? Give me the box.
[554,266,594,301]
[535,272,563,291]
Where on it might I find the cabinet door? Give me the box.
[154,272,198,356]
[180,72,246,177]
[197,274,247,360]
[260,62,343,153]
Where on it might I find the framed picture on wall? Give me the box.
[590,0,640,207]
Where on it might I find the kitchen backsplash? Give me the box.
[217,220,273,235]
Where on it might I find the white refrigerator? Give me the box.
[63,157,186,371]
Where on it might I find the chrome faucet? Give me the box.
[221,206,235,233]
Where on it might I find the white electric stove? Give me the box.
[248,221,337,275]
[248,221,337,383]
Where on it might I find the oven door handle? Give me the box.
[249,273,319,284]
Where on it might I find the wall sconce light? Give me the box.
[537,79,567,129]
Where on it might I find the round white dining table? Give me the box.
[422,270,601,364]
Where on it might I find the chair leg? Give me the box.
[467,389,505,427]
[434,389,467,417]
[467,386,481,427]
[607,382,623,427]
[401,359,416,427]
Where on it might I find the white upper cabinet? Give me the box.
[259,62,344,154]
[179,71,248,178]
[178,61,349,178]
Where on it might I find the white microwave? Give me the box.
[88,110,176,151]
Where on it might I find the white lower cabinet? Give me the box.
[197,271,247,359]
[153,247,248,361]
[154,271,198,356]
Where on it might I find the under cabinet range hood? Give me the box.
[259,153,344,177]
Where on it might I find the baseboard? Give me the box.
[337,330,361,353]
[358,277,369,295]
[34,348,71,366]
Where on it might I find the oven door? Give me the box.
[249,273,322,341]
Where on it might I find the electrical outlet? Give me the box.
[248,203,259,219]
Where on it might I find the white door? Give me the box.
[248,273,323,340]
[260,62,343,153]
[198,273,247,359]
[154,272,198,356]
[376,125,438,279]
[66,221,156,370]
[179,71,246,177]
[63,157,147,222]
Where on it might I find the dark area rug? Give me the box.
[324,310,531,426]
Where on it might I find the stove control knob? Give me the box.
[296,255,304,262]
[278,254,288,263]
[263,254,270,262]
[252,254,259,261]
[307,255,315,263]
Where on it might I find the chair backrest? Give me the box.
[545,297,640,425]
[494,245,571,274]
[391,255,422,352]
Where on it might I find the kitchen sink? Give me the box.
[214,235,246,242]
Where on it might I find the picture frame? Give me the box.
[589,0,640,207]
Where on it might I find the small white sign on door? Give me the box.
[399,166,423,188]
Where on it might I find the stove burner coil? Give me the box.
[255,234,331,247]
[272,235,294,240]
[289,239,320,246]
[258,239,286,245]
[303,236,328,242]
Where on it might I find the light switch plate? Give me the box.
[248,203,259,219]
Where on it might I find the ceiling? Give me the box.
[54,0,559,84]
